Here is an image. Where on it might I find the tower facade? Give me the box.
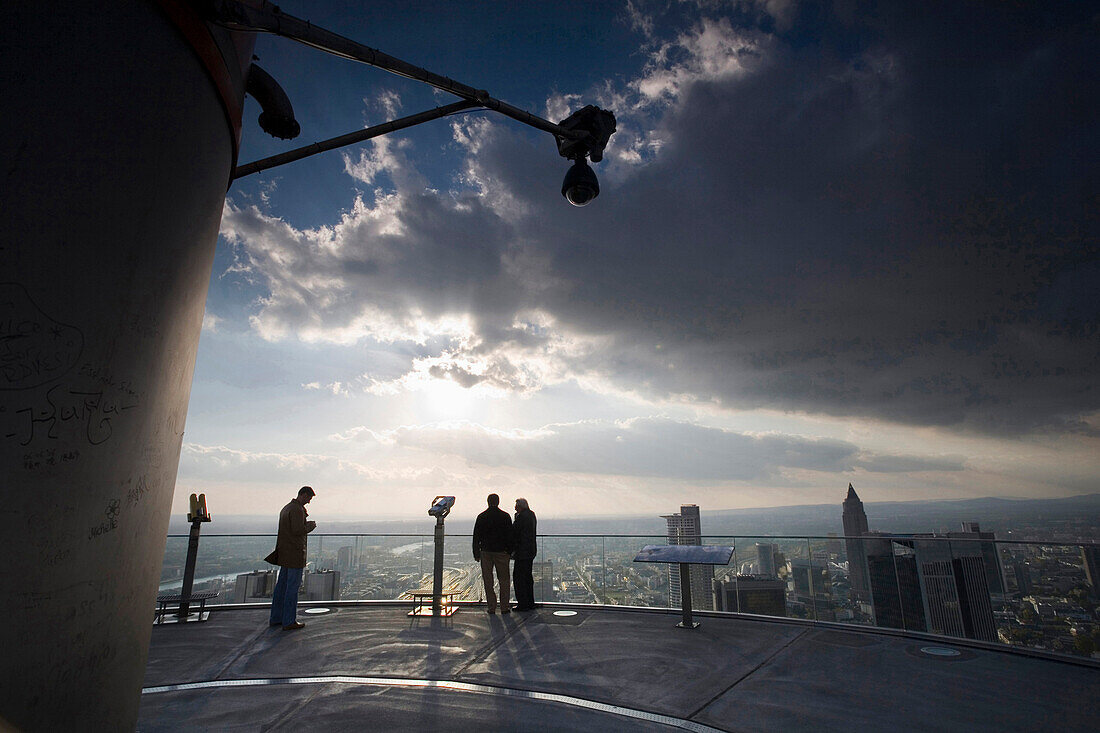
[532,561,555,602]
[842,484,871,602]
[912,538,998,643]
[864,538,926,631]
[756,543,778,577]
[945,522,1006,595]
[663,504,713,611]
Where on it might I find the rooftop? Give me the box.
[140,604,1098,732]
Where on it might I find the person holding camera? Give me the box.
[265,486,317,630]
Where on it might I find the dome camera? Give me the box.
[561,158,600,207]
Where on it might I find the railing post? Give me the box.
[807,538,817,621]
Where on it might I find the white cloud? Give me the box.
[217,1,1099,439]
[631,17,765,106]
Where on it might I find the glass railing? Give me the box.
[158,532,1100,660]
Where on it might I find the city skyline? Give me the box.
[158,490,1100,660]
[174,0,1098,519]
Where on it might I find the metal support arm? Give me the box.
[234,100,477,179]
[208,0,593,178]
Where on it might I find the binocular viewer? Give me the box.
[187,493,211,523]
[428,495,455,518]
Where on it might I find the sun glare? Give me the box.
[421,377,479,419]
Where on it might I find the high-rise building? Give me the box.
[304,570,341,601]
[336,545,355,571]
[864,538,925,631]
[662,504,713,611]
[789,557,830,597]
[532,561,554,602]
[233,569,278,603]
[756,543,777,577]
[952,555,998,642]
[945,522,1006,595]
[713,575,786,616]
[911,539,997,643]
[842,484,870,602]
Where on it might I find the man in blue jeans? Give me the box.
[265,486,317,630]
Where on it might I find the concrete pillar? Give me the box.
[0,2,252,728]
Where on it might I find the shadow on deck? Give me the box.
[140,605,1098,732]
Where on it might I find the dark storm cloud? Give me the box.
[385,417,966,480]
[227,0,1098,435]
[499,0,1099,434]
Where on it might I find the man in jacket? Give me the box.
[511,498,538,611]
[267,486,317,630]
[472,493,512,614]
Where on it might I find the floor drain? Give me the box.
[920,646,960,657]
[553,610,578,617]
[304,608,331,615]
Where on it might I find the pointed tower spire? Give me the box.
[842,483,870,600]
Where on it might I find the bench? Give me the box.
[155,590,220,624]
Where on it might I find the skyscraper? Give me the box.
[337,545,355,571]
[304,570,342,601]
[663,504,713,611]
[532,561,554,603]
[945,522,1006,596]
[233,569,278,603]
[842,484,870,602]
[864,537,925,631]
[912,538,998,643]
[756,543,777,577]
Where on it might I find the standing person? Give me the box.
[472,493,513,614]
[265,486,317,630]
[512,498,538,611]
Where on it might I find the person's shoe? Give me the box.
[282,621,305,630]
[515,605,534,612]
[501,608,512,614]
[269,621,283,626]
[486,608,496,614]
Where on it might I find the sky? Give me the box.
[174,0,1099,522]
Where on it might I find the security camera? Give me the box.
[562,159,600,207]
[555,106,616,207]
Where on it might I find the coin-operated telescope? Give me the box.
[414,496,458,617]
[179,493,213,619]
[428,495,455,519]
[187,493,212,522]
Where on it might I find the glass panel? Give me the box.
[154,532,1097,660]
[599,535,665,606]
